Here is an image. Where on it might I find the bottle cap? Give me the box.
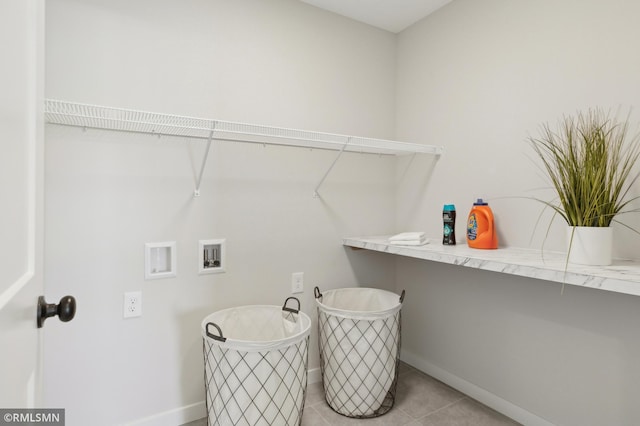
[443,204,456,211]
[473,199,488,205]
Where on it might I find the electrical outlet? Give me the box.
[291,272,304,294]
[123,291,142,318]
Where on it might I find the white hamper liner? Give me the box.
[201,297,311,426]
[314,286,404,418]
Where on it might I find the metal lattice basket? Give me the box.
[315,287,404,418]
[201,297,310,426]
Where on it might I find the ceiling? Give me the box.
[299,0,453,33]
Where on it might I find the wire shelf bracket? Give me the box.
[313,137,351,198]
[193,128,214,197]
[44,99,444,198]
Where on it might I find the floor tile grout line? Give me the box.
[412,395,470,422]
[306,405,332,426]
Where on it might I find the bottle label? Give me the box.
[443,210,456,245]
[467,213,478,241]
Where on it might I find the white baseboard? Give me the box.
[123,401,205,426]
[123,369,322,426]
[125,359,550,426]
[401,350,555,426]
[307,366,322,384]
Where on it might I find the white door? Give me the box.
[0,0,45,408]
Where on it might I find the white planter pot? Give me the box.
[566,226,613,266]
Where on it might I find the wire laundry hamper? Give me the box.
[315,286,404,418]
[201,297,310,426]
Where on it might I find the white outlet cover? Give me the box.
[291,272,304,294]
[123,291,142,318]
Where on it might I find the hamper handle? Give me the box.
[314,286,322,299]
[399,290,406,303]
[282,297,300,314]
[205,322,227,342]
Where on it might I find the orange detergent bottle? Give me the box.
[466,199,498,249]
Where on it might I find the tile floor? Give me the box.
[182,363,520,426]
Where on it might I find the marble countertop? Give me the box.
[343,236,640,297]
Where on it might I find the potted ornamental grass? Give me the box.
[528,108,640,265]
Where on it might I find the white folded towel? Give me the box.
[389,239,428,246]
[388,232,427,246]
[388,232,426,242]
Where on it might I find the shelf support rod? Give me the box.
[194,125,215,197]
[313,137,351,198]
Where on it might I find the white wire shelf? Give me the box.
[44,99,443,156]
[45,99,443,197]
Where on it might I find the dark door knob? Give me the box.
[37,295,76,328]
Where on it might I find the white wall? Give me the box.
[395,1,640,425]
[44,1,399,425]
[397,0,640,256]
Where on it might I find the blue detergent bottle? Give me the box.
[443,204,456,245]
